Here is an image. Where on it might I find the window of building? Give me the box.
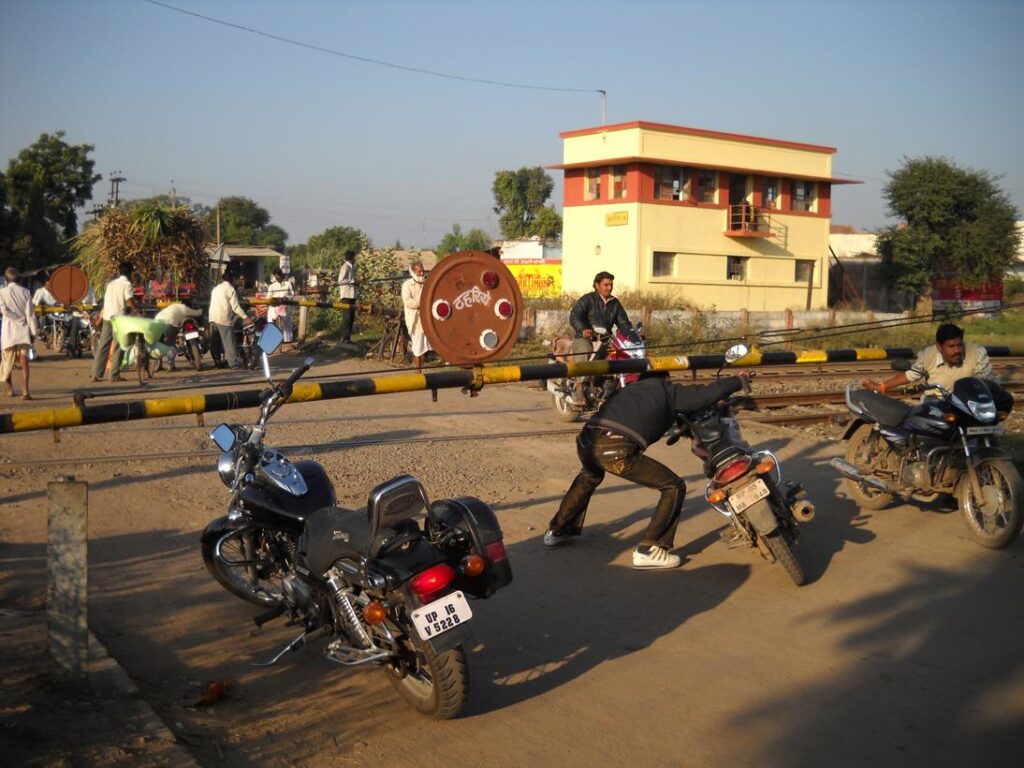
[652,251,676,278]
[795,259,815,283]
[654,165,689,201]
[762,177,780,209]
[727,256,747,281]
[585,167,602,201]
[792,179,815,212]
[697,170,717,203]
[611,165,628,199]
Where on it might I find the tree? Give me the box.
[205,196,288,249]
[492,166,562,240]
[3,130,100,269]
[435,223,493,259]
[876,156,1020,299]
[300,225,371,272]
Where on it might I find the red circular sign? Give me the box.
[48,264,90,305]
[420,251,523,365]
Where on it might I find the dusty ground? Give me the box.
[2,344,1023,767]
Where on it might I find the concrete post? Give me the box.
[641,306,652,327]
[740,308,749,329]
[298,305,308,344]
[47,475,88,684]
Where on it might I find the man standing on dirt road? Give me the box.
[91,261,138,383]
[0,266,39,400]
[544,371,749,569]
[402,260,432,371]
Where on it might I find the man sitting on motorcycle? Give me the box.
[862,323,1013,412]
[544,370,750,570]
[568,271,633,404]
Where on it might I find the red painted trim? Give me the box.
[751,175,762,208]
[771,208,831,219]
[546,156,860,184]
[558,120,837,154]
[781,179,792,211]
[818,183,831,218]
[564,168,585,207]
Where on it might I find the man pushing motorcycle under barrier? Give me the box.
[862,323,1014,413]
[544,369,751,569]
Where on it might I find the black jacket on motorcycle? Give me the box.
[588,375,744,449]
[569,291,632,338]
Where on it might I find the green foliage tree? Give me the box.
[205,196,288,249]
[3,130,100,269]
[435,223,492,259]
[492,166,562,240]
[876,156,1020,299]
[300,225,371,272]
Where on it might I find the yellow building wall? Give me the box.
[563,126,832,180]
[562,204,640,298]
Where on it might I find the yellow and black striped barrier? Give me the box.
[2,345,1021,435]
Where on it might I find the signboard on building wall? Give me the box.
[605,211,629,226]
[931,275,1002,312]
[504,259,562,298]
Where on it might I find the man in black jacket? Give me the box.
[567,271,633,403]
[544,372,748,569]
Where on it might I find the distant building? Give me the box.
[550,120,859,310]
[206,244,285,289]
[498,238,562,298]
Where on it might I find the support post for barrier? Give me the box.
[47,475,88,685]
[298,305,308,344]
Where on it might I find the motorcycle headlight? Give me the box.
[217,451,236,487]
[968,399,997,423]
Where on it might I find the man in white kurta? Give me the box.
[337,251,356,343]
[0,267,39,399]
[266,269,295,343]
[401,261,432,370]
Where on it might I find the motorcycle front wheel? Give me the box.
[385,636,469,720]
[955,459,1024,549]
[200,517,286,607]
[763,530,806,586]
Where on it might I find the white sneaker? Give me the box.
[543,529,571,549]
[632,546,682,570]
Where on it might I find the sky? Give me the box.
[1,0,1022,250]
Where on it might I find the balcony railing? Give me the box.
[725,205,774,237]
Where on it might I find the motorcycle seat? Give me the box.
[848,389,912,428]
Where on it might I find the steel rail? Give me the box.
[3,344,1023,435]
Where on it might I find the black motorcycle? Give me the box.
[201,324,513,718]
[666,344,815,586]
[176,316,208,371]
[831,360,1022,549]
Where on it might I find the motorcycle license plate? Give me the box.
[966,426,1002,435]
[410,591,472,641]
[184,331,200,340]
[728,478,770,514]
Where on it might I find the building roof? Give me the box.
[205,244,286,259]
[560,120,838,154]
[545,155,860,184]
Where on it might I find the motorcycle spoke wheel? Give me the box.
[843,424,895,510]
[552,392,580,422]
[956,459,1023,549]
[201,525,286,607]
[385,638,469,720]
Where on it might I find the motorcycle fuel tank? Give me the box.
[241,460,336,533]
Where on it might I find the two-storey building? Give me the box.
[550,121,858,310]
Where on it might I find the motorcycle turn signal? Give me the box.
[461,554,486,578]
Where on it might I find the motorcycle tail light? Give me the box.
[482,271,499,289]
[363,601,387,625]
[485,540,507,562]
[997,411,1009,421]
[182,319,197,332]
[943,413,957,423]
[409,564,456,598]
[708,488,726,504]
[755,458,774,475]
[715,457,752,484]
[461,554,486,578]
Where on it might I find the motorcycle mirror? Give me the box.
[724,344,749,364]
[258,322,283,355]
[210,423,236,452]
[890,359,912,372]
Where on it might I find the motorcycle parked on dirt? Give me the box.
[831,360,1022,549]
[666,344,815,586]
[201,324,513,719]
[547,324,647,422]
[176,316,209,371]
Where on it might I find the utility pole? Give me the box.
[599,89,607,126]
[216,201,221,244]
[170,180,176,206]
[107,171,125,208]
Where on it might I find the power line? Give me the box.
[140,0,602,95]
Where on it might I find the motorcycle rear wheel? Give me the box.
[189,340,203,371]
[763,530,806,586]
[385,637,469,720]
[955,458,1024,549]
[200,518,285,607]
[843,423,895,510]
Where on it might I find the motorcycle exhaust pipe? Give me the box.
[830,458,893,493]
[791,499,816,523]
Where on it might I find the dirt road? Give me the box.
[2,347,1023,767]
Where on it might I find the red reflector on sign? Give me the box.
[495,299,513,319]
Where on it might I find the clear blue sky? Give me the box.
[2,0,1022,249]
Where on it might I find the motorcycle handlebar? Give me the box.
[280,356,315,395]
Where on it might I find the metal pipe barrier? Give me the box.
[3,345,1022,436]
